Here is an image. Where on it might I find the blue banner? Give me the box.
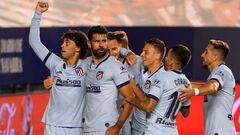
[0,27,239,84]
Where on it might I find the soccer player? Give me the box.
[125,45,192,135]
[133,38,166,135]
[179,39,236,135]
[107,31,141,135]
[119,38,166,135]
[29,2,88,135]
[82,25,134,135]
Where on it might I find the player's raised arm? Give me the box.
[29,2,50,61]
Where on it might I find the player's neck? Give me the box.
[208,60,224,71]
[148,62,162,74]
[92,53,108,64]
[65,56,80,66]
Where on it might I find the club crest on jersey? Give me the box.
[144,80,151,89]
[96,71,104,80]
[75,67,84,76]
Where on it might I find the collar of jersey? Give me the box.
[171,70,182,74]
[148,63,164,78]
[90,55,110,69]
[63,60,82,69]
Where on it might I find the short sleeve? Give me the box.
[147,78,164,102]
[112,62,130,89]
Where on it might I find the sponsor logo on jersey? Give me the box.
[215,70,224,80]
[75,67,84,76]
[86,84,101,93]
[120,66,128,74]
[144,80,151,89]
[153,79,161,88]
[120,66,126,71]
[155,117,175,127]
[56,71,62,74]
[56,78,81,87]
[96,71,103,80]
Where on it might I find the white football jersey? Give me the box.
[204,64,236,135]
[132,64,165,132]
[29,11,87,127]
[83,55,130,132]
[145,70,191,135]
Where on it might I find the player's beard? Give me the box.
[92,47,108,59]
[202,59,209,69]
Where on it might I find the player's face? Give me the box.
[201,44,216,69]
[107,39,121,60]
[90,34,108,59]
[141,44,159,68]
[61,38,80,60]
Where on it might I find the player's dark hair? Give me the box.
[62,30,89,59]
[145,38,166,60]
[209,39,229,60]
[171,44,191,69]
[87,25,108,41]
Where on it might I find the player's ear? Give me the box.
[76,47,80,52]
[87,41,92,49]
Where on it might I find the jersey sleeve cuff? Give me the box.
[117,80,130,89]
[181,105,190,109]
[147,94,159,102]
[209,78,222,89]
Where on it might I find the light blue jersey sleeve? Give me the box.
[29,10,61,70]
[209,68,225,88]
[112,61,130,89]
[120,48,131,57]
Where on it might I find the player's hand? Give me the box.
[179,87,195,102]
[126,51,136,66]
[43,76,53,90]
[106,125,121,135]
[36,1,49,13]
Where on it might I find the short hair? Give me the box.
[209,39,230,60]
[107,32,123,44]
[107,32,129,49]
[171,44,191,69]
[87,25,108,41]
[62,30,89,59]
[145,38,166,59]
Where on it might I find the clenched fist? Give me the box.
[36,1,49,13]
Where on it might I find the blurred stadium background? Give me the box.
[0,0,239,134]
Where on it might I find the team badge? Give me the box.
[75,67,84,76]
[96,71,104,80]
[144,80,151,89]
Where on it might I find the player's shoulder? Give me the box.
[212,64,233,78]
[108,56,124,66]
[217,64,233,73]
